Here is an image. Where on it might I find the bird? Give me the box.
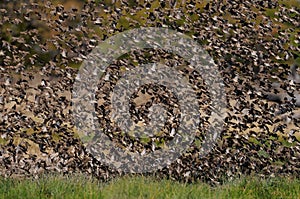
[289,63,300,84]
[264,63,300,107]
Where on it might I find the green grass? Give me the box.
[0,174,299,199]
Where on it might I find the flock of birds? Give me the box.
[0,0,299,184]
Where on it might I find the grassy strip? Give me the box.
[0,174,299,199]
